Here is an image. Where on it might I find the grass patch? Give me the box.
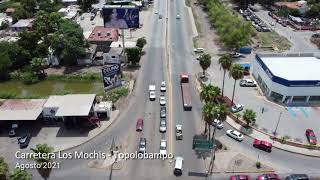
[185,0,191,7]
[257,31,291,51]
[0,91,41,99]
[193,37,199,48]
[46,73,102,82]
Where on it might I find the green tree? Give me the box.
[30,144,54,165]
[12,7,32,23]
[21,0,37,14]
[242,109,256,127]
[199,53,211,77]
[218,54,232,97]
[211,103,228,139]
[17,31,41,58]
[229,64,244,105]
[31,58,46,77]
[136,37,147,49]
[202,102,215,138]
[200,84,221,103]
[9,169,32,180]
[0,21,9,30]
[33,11,61,44]
[126,47,142,65]
[0,157,9,180]
[77,0,98,11]
[0,52,12,81]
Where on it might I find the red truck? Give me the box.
[180,73,192,111]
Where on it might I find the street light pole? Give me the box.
[273,112,282,136]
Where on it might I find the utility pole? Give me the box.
[273,112,282,136]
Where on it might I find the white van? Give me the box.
[193,48,204,53]
[174,156,184,176]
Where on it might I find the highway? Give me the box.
[28,0,320,179]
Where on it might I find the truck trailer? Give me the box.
[180,73,192,110]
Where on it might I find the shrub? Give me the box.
[105,87,129,103]
[0,91,17,99]
[256,161,261,168]
[21,71,40,85]
[136,37,147,49]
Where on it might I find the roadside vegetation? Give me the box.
[197,0,254,50]
[257,32,291,51]
[0,156,32,180]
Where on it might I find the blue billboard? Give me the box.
[102,7,139,29]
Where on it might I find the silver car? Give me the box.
[159,118,167,132]
[226,129,244,141]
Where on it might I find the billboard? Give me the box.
[101,64,122,90]
[102,6,139,29]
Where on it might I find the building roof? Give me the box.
[0,99,47,120]
[55,94,96,116]
[62,0,77,2]
[5,8,15,13]
[274,1,305,9]
[88,26,119,42]
[110,41,136,48]
[259,55,320,81]
[12,19,34,28]
[43,96,65,108]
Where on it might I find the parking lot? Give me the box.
[204,51,320,145]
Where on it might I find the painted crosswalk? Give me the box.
[286,107,309,118]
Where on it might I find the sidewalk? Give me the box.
[226,117,320,157]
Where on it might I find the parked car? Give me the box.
[160,81,166,92]
[231,104,244,113]
[285,174,309,180]
[226,129,244,141]
[176,14,180,19]
[256,173,280,180]
[306,129,317,145]
[160,95,166,106]
[160,107,166,118]
[159,118,167,132]
[159,139,167,156]
[150,91,156,100]
[240,79,257,87]
[155,10,158,14]
[213,119,223,129]
[231,52,245,58]
[193,48,204,53]
[136,118,144,131]
[174,157,184,176]
[253,139,272,152]
[230,175,251,180]
[18,134,31,148]
[138,137,147,153]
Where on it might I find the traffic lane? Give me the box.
[214,123,320,174]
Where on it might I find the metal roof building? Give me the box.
[0,99,47,121]
[55,94,96,117]
[252,53,320,105]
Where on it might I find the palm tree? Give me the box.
[199,53,211,77]
[242,109,257,127]
[9,169,32,180]
[200,84,221,103]
[229,64,244,106]
[0,157,9,180]
[212,103,229,139]
[31,58,46,77]
[218,54,232,97]
[202,102,215,139]
[30,144,54,180]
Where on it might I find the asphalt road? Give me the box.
[19,0,320,179]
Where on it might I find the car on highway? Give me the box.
[136,118,143,131]
[155,10,158,14]
[159,139,167,156]
[159,118,167,132]
[138,137,147,153]
[231,104,244,113]
[160,95,166,106]
[174,156,184,176]
[149,91,156,100]
[253,139,272,152]
[176,14,180,19]
[160,107,166,118]
[18,134,31,148]
[226,129,244,141]
[240,79,257,87]
[212,119,223,129]
[230,175,251,180]
[159,14,162,19]
[285,174,309,180]
[256,173,280,180]
[160,81,166,92]
[306,129,317,145]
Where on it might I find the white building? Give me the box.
[252,53,320,105]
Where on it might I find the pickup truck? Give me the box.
[149,85,156,100]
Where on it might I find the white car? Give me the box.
[159,118,167,132]
[155,10,158,14]
[160,95,166,106]
[212,119,223,129]
[159,140,167,156]
[160,81,166,92]
[149,91,156,100]
[231,104,244,113]
[176,14,180,19]
[226,129,244,141]
[193,48,204,53]
[240,79,257,87]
